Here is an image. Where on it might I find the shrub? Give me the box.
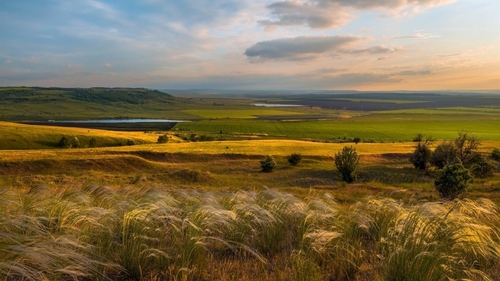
[260,155,276,173]
[353,137,361,144]
[126,139,135,146]
[334,146,359,183]
[58,136,71,148]
[157,134,168,144]
[89,138,97,148]
[430,141,457,169]
[287,153,302,166]
[434,162,474,199]
[469,154,497,178]
[492,148,500,161]
[58,136,80,148]
[409,134,432,170]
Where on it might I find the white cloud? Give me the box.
[104,63,112,68]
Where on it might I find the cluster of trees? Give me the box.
[410,132,499,199]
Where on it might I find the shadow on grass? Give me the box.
[33,140,59,148]
[358,165,434,185]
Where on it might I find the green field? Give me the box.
[182,108,306,119]
[176,114,500,142]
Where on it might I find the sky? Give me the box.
[1,0,499,91]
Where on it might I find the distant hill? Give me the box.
[0,87,195,121]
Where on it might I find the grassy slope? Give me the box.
[0,121,160,149]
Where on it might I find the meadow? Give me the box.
[1,88,500,280]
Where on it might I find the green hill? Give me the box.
[0,87,196,121]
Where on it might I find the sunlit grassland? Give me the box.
[0,121,161,149]
[1,186,499,280]
[176,114,500,142]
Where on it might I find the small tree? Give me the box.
[430,141,457,169]
[434,162,474,200]
[334,146,359,183]
[454,131,480,165]
[409,134,433,170]
[260,155,276,173]
[157,134,169,144]
[353,137,361,144]
[287,153,302,166]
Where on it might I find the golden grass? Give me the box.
[1,186,499,280]
[105,140,418,156]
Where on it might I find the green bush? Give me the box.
[434,162,474,199]
[58,136,80,148]
[430,141,457,169]
[409,134,432,170]
[287,153,302,166]
[58,136,71,148]
[157,134,168,144]
[334,146,359,183]
[469,154,497,178]
[126,139,135,146]
[492,148,500,161]
[89,138,97,148]
[260,155,276,173]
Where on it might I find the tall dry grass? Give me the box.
[0,185,499,280]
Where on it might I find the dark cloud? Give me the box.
[261,0,455,29]
[244,36,361,60]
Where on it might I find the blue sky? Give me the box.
[1,0,499,90]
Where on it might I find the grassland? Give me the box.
[176,114,500,142]
[1,87,500,280]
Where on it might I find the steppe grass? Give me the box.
[1,186,499,280]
